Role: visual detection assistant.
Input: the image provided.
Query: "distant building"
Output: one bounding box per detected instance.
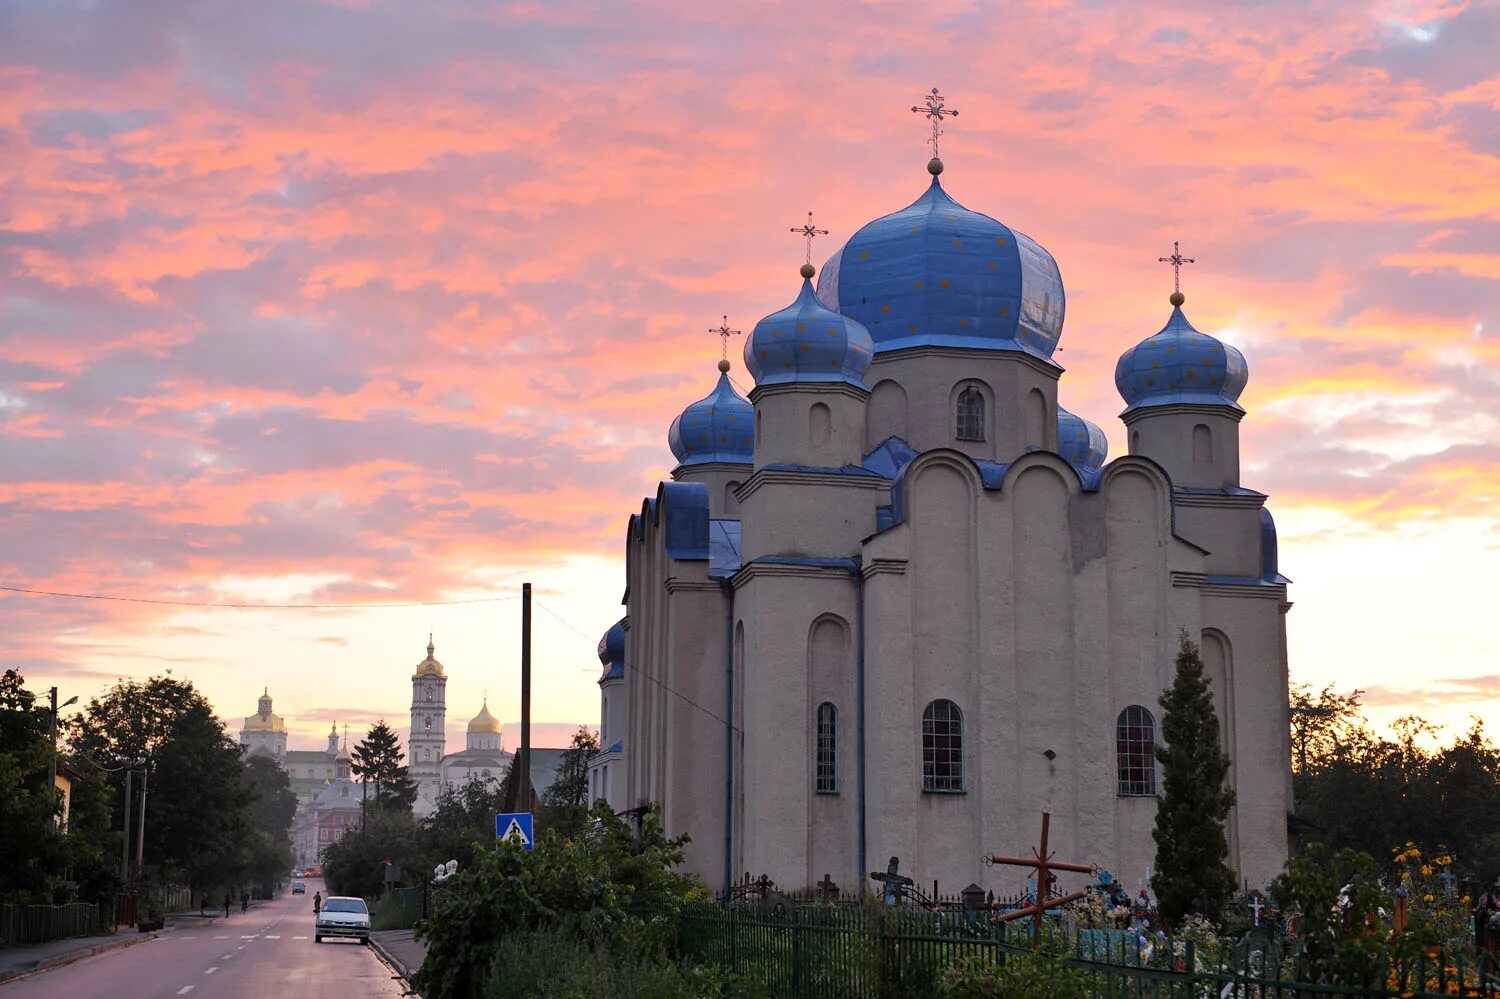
[408,637,447,812]
[240,690,287,760]
[304,736,361,862]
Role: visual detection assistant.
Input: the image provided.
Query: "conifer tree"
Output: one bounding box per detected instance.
[351,721,417,814]
[1150,632,1236,926]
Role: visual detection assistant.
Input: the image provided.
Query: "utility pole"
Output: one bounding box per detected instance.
[44,687,77,832]
[120,768,133,883]
[135,767,148,880]
[518,582,532,812]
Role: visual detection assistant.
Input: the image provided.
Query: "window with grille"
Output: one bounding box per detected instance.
[815,702,838,793]
[956,387,986,442]
[922,699,964,792]
[1117,706,1157,796]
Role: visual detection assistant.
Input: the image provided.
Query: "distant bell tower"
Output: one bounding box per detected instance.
[408,636,447,796]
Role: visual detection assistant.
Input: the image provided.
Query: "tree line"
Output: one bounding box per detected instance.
[0,669,296,907]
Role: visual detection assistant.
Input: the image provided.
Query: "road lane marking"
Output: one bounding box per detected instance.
[293,935,307,940]
[239,935,257,939]
[177,989,195,995]
[205,967,217,975]
[265,934,280,939]
[222,954,232,959]
[213,935,228,939]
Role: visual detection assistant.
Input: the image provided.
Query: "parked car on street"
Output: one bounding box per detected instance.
[314,896,370,944]
[291,881,306,895]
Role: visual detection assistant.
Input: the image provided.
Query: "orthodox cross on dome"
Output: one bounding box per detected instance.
[708,315,742,360]
[912,87,959,158]
[1158,240,1196,297]
[790,212,829,266]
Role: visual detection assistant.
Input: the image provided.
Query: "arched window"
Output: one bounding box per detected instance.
[1192,424,1213,463]
[955,388,986,442]
[1116,706,1156,796]
[424,716,432,732]
[425,686,433,701]
[810,402,832,444]
[815,702,838,793]
[922,699,964,792]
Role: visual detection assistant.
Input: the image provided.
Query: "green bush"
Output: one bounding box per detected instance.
[484,929,773,998]
[934,950,1093,998]
[414,803,709,999]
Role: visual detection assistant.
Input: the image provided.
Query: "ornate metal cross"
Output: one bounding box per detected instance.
[708,315,741,360]
[1248,894,1265,925]
[869,856,913,907]
[984,811,1098,946]
[911,87,959,158]
[817,873,839,900]
[790,211,829,265]
[1158,240,1196,294]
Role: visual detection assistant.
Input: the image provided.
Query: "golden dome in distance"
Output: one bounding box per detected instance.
[414,634,445,678]
[467,698,501,735]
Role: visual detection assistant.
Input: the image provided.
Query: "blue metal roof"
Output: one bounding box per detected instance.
[1115,303,1248,414]
[709,519,742,579]
[597,618,625,682]
[817,173,1064,361]
[1057,405,1108,471]
[745,276,873,387]
[667,368,753,467]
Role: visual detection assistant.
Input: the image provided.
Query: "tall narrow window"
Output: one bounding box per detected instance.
[955,388,986,442]
[922,699,964,791]
[815,702,838,793]
[1192,424,1213,463]
[1116,706,1156,796]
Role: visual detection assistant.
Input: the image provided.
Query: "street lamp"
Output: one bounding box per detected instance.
[46,687,78,832]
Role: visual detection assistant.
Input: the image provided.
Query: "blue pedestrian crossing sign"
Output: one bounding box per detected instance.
[495,812,534,850]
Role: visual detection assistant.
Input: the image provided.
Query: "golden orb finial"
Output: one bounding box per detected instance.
[1169,291,1185,307]
[800,263,816,279]
[928,157,944,176]
[717,358,731,373]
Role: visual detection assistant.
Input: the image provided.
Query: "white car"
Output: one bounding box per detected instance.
[314,896,371,944]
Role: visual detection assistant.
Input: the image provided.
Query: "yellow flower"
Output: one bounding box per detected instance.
[1463,895,1472,904]
[1423,893,1434,903]
[1421,865,1433,876]
[1436,856,1451,866]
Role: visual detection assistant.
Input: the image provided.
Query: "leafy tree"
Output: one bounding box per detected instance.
[423,774,507,869]
[241,754,295,891]
[69,674,253,889]
[1269,845,1389,989]
[0,669,68,901]
[415,803,705,999]
[1151,633,1236,927]
[322,809,421,899]
[540,727,600,838]
[352,720,417,815]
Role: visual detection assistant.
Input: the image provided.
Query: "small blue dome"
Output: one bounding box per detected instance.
[597,619,624,681]
[745,275,873,387]
[667,367,753,466]
[1057,406,1108,470]
[1114,302,1248,414]
[815,173,1064,360]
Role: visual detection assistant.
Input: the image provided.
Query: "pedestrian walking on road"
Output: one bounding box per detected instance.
[240,891,249,913]
[199,892,208,916]
[223,891,231,918]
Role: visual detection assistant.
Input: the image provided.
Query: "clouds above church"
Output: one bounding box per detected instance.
[2,0,1496,734]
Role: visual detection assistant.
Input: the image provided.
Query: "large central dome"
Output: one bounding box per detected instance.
[815,169,1064,361]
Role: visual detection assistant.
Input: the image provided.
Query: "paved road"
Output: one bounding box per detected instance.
[0,881,407,999]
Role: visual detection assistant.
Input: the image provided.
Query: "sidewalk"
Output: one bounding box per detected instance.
[0,927,157,986]
[369,928,426,990]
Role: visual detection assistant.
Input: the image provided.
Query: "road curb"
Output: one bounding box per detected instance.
[0,928,165,986]
[369,936,417,996]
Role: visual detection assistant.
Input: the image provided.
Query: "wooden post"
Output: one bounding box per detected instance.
[518,582,532,812]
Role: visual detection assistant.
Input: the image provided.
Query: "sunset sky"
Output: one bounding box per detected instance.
[2,0,1496,755]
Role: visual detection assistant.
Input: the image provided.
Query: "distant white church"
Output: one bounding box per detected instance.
[407,638,513,818]
[590,152,1293,897]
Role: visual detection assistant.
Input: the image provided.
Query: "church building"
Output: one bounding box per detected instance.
[593,145,1294,898]
[407,638,516,817]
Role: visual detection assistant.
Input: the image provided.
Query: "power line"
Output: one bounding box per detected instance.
[0,584,521,610]
[532,597,742,737]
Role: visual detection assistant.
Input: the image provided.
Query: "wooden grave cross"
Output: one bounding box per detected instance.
[983,811,1098,946]
[869,856,914,907]
[817,873,839,900]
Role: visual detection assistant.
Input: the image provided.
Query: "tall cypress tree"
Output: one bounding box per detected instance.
[351,721,417,814]
[1151,632,1236,926]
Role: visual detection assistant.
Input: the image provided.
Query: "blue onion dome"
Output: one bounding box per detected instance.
[597,619,624,681]
[744,266,874,387]
[667,360,754,465]
[1114,293,1249,414]
[1057,405,1108,470]
[814,163,1064,360]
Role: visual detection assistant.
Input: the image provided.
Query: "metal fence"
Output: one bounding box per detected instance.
[678,903,1497,998]
[0,902,103,948]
